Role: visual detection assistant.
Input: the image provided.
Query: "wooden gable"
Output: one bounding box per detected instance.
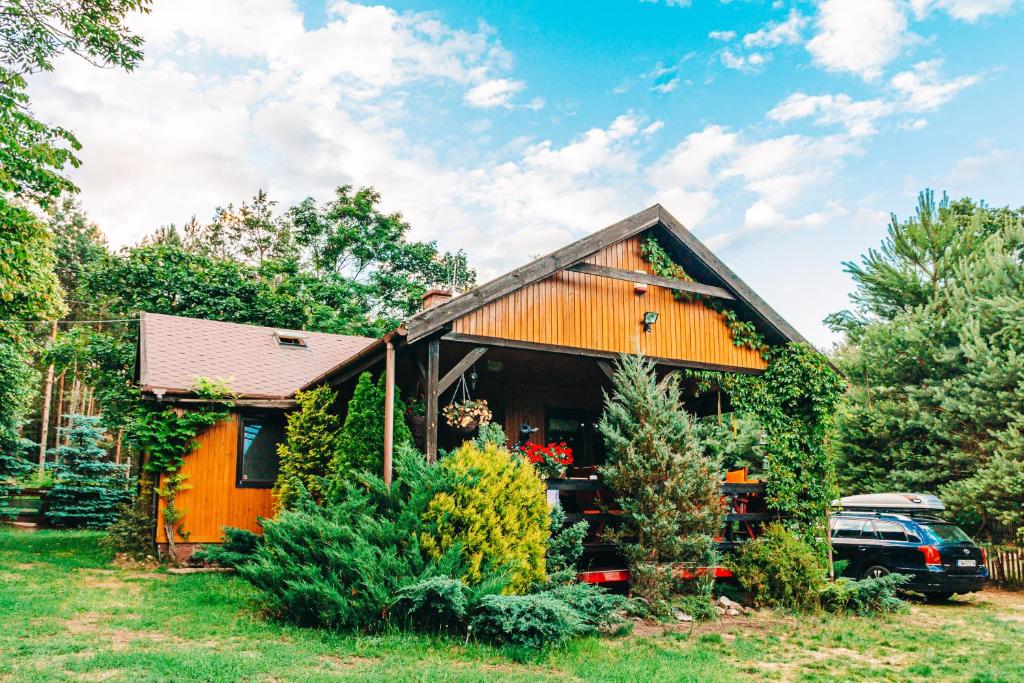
[451,234,767,372]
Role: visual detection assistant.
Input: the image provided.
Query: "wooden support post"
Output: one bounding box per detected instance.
[425,338,440,463]
[596,360,615,382]
[37,320,57,473]
[383,340,396,488]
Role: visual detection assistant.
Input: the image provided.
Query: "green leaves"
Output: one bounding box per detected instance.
[831,195,1024,539]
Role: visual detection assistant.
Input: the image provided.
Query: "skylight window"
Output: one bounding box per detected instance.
[274,331,307,348]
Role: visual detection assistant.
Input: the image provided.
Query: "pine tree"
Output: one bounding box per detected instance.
[45,415,131,529]
[274,385,343,511]
[831,195,1024,540]
[330,372,412,490]
[598,355,725,607]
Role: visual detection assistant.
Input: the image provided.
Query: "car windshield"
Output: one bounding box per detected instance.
[924,523,972,543]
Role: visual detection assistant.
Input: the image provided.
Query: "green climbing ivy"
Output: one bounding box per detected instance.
[641,235,767,353]
[687,344,846,537]
[640,237,846,538]
[131,378,234,557]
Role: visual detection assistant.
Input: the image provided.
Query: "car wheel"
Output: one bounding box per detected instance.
[924,592,955,603]
[862,564,890,579]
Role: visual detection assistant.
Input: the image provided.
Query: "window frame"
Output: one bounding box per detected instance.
[235,411,285,489]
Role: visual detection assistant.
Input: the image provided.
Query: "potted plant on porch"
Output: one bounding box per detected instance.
[443,398,492,435]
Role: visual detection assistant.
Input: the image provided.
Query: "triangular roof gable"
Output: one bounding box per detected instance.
[405,204,809,347]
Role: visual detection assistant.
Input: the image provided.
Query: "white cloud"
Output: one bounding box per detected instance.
[806,0,911,80]
[944,146,1021,185]
[721,49,769,72]
[707,200,846,250]
[910,0,1015,22]
[464,78,526,108]
[768,92,895,137]
[708,30,737,41]
[742,10,807,48]
[890,60,981,112]
[650,125,737,189]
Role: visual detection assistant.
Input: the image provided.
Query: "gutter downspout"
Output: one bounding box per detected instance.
[383,339,396,488]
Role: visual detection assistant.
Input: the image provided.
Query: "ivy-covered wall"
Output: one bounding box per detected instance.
[641,234,846,534]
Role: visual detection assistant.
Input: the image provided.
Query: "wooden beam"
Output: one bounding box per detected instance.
[596,360,616,382]
[438,346,489,394]
[568,262,735,300]
[425,338,440,463]
[383,340,395,488]
[441,332,765,376]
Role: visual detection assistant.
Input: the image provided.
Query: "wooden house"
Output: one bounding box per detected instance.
[137,204,809,557]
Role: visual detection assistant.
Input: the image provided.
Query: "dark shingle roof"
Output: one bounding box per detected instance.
[138,312,374,399]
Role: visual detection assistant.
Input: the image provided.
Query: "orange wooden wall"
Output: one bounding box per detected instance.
[452,235,767,371]
[156,413,274,544]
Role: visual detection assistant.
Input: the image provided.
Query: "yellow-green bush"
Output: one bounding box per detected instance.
[420,442,548,594]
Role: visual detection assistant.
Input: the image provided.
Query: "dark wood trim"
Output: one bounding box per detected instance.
[568,262,735,300]
[595,360,615,382]
[442,332,765,375]
[425,338,440,463]
[143,396,296,409]
[404,206,662,342]
[329,348,386,386]
[438,346,489,394]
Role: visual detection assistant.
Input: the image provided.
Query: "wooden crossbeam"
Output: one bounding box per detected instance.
[567,262,735,300]
[438,346,489,394]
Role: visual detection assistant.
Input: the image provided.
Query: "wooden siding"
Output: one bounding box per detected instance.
[452,235,767,370]
[156,413,274,544]
[502,383,604,445]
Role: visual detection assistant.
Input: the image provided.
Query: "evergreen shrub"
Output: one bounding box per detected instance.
[104,475,154,558]
[239,445,466,631]
[194,526,262,568]
[470,593,582,649]
[420,441,549,594]
[274,385,342,510]
[331,372,412,491]
[728,523,825,611]
[598,354,725,611]
[819,573,910,615]
[546,506,588,582]
[391,576,471,632]
[45,415,131,529]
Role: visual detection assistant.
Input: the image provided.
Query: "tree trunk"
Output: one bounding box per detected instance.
[37,321,58,473]
[54,371,65,457]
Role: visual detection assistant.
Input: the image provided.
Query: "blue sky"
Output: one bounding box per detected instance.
[30,0,1023,345]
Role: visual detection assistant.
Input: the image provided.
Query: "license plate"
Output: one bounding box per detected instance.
[957,559,977,567]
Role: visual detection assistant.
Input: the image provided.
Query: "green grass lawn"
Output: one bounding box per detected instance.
[2,529,1023,682]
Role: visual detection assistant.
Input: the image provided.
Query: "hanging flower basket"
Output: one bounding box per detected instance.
[443,399,492,434]
[516,441,574,479]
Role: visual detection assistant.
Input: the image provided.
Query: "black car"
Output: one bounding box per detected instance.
[829,512,989,600]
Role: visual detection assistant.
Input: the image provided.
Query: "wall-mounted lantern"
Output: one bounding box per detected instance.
[643,311,659,333]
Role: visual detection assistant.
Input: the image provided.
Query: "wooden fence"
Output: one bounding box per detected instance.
[985,547,1024,587]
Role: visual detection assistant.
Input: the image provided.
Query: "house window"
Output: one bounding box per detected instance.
[237,414,285,487]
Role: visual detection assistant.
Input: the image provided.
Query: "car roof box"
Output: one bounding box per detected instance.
[833,492,945,513]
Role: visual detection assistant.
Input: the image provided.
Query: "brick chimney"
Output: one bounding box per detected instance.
[422,288,453,310]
